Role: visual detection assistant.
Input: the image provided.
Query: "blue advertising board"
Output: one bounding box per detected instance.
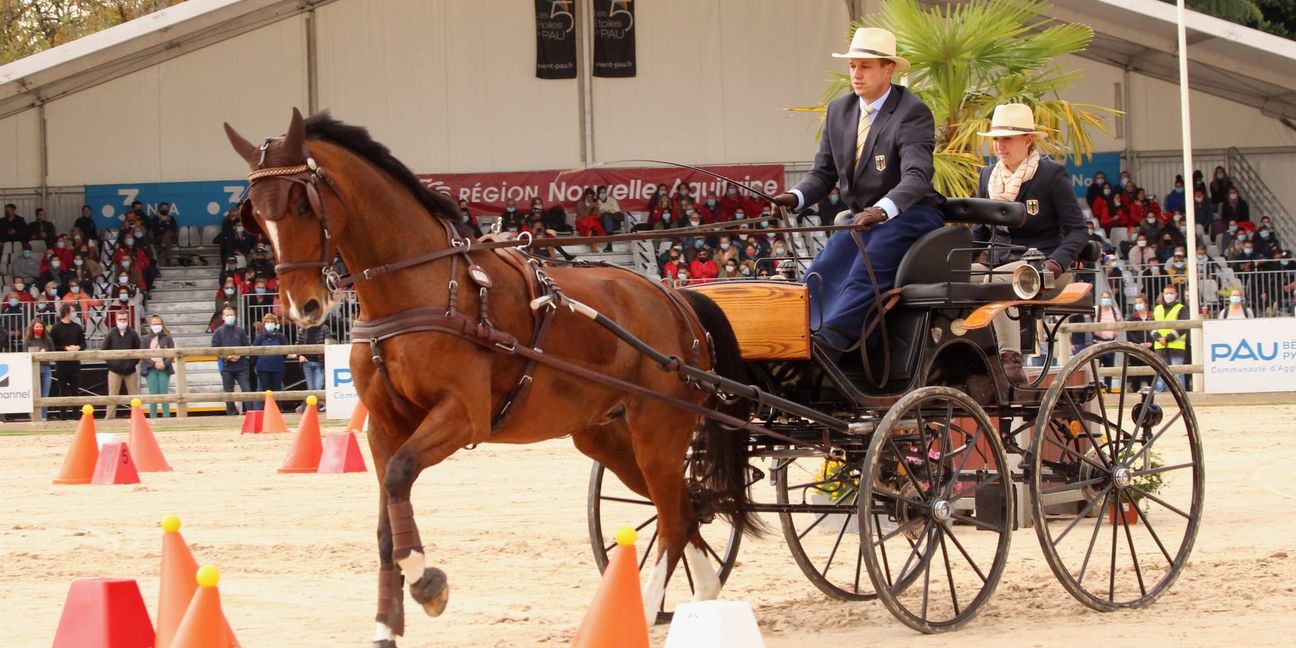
[84,180,248,229]
[1059,151,1121,199]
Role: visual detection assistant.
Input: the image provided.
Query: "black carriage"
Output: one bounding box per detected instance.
[587,198,1204,633]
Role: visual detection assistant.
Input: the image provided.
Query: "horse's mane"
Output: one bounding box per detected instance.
[303,112,465,230]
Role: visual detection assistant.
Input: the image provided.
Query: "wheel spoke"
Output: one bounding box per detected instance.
[1065,388,1114,468]
[1128,485,1193,520]
[888,436,932,498]
[871,486,929,510]
[890,519,931,586]
[821,493,857,578]
[1109,489,1119,603]
[938,527,961,617]
[942,523,988,583]
[604,515,658,554]
[1116,351,1129,434]
[1053,484,1113,546]
[921,525,934,621]
[1043,434,1109,473]
[1131,497,1177,565]
[638,528,660,571]
[1129,462,1195,479]
[1039,475,1107,497]
[874,515,926,546]
[1091,358,1119,466]
[1118,492,1148,597]
[1076,488,1113,587]
[949,513,1001,533]
[1120,410,1184,466]
[600,495,653,506]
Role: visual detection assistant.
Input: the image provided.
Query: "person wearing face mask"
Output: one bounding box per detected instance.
[9,244,39,285]
[1253,227,1276,258]
[1218,187,1250,224]
[689,247,720,284]
[152,202,179,266]
[212,306,252,415]
[49,303,85,421]
[139,314,176,418]
[672,266,692,288]
[9,277,32,303]
[60,279,103,324]
[1207,166,1234,207]
[1216,289,1253,320]
[1,290,24,317]
[1127,235,1155,269]
[101,310,142,419]
[721,261,739,279]
[24,319,54,421]
[252,313,290,409]
[1122,294,1155,391]
[36,255,71,294]
[69,254,94,288]
[595,185,625,236]
[1085,171,1110,210]
[573,188,608,246]
[211,279,240,333]
[1136,208,1163,243]
[496,199,525,232]
[74,205,99,242]
[715,236,739,266]
[1163,175,1186,215]
[1092,184,1130,232]
[1152,286,1188,391]
[660,246,686,282]
[245,279,282,326]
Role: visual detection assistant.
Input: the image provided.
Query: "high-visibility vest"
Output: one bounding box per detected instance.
[1153,302,1186,350]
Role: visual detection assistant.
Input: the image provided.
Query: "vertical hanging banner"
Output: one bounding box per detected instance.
[535,0,578,79]
[593,0,636,77]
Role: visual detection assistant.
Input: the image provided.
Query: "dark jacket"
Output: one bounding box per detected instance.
[253,330,289,373]
[211,323,251,371]
[49,320,86,370]
[792,84,942,214]
[102,327,143,375]
[302,324,330,363]
[140,332,176,376]
[973,159,1088,268]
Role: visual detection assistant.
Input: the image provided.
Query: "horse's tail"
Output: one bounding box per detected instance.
[677,289,766,538]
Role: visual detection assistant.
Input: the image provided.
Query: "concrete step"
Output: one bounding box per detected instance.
[147,301,221,317]
[155,265,223,281]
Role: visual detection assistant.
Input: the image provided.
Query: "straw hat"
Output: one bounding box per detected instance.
[832,28,910,72]
[978,103,1046,138]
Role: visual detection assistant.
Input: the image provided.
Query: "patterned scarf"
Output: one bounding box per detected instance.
[988,151,1041,203]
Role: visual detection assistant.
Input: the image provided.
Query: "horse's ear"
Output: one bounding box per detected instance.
[224,122,257,164]
[284,107,305,157]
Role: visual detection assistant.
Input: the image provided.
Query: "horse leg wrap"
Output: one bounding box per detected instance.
[409,566,450,618]
[388,501,423,563]
[375,564,405,637]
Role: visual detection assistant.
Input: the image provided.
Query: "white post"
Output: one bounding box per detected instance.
[1176,0,1202,392]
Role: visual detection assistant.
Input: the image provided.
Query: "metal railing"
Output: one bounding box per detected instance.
[236,291,357,344]
[29,343,328,417]
[1105,258,1295,318]
[1226,147,1294,246]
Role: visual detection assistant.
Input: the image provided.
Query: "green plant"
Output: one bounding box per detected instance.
[790,0,1117,198]
[1126,447,1166,504]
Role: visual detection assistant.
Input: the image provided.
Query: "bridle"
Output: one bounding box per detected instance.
[242,137,347,291]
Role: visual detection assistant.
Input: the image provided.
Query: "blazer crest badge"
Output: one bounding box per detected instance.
[1026,199,1040,216]
[874,154,886,172]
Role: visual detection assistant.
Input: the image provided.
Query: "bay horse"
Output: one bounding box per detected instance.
[223,109,757,646]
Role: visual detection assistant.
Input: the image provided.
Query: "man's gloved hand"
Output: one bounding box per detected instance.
[771,193,798,209]
[1044,258,1065,277]
[852,207,888,228]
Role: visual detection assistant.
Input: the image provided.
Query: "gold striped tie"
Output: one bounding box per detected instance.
[854,104,874,167]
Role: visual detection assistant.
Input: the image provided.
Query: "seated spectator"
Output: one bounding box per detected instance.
[111,269,140,302]
[697,192,723,224]
[36,255,71,294]
[1164,247,1188,286]
[70,233,100,274]
[152,203,179,265]
[1218,289,1253,319]
[28,208,55,249]
[689,247,719,284]
[1164,175,1186,215]
[573,190,607,244]
[210,276,239,332]
[60,280,102,323]
[542,205,571,234]
[1208,165,1234,207]
[595,186,625,234]
[716,236,740,266]
[1193,187,1217,236]
[106,283,138,326]
[69,253,95,290]
[497,199,525,233]
[10,276,32,303]
[1085,220,1112,254]
[1154,233,1177,264]
[1140,258,1167,298]
[1219,187,1249,223]
[73,205,99,242]
[1,204,28,249]
[1136,212,1162,243]
[455,199,483,238]
[9,246,39,285]
[736,259,756,278]
[244,276,282,325]
[1127,234,1155,268]
[1134,188,1164,224]
[671,266,691,288]
[660,245,685,279]
[1094,191,1130,232]
[650,208,678,231]
[1085,171,1110,210]
[248,246,276,278]
[720,259,739,279]
[1255,224,1278,257]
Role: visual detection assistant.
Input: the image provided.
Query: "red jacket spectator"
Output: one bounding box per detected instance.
[1095,198,1135,232]
[688,253,720,284]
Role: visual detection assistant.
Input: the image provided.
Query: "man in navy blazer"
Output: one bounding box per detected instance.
[774,27,944,352]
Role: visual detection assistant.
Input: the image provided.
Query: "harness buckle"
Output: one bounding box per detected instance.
[516,231,533,248]
[323,268,342,293]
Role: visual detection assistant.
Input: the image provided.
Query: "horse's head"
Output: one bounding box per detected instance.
[224,108,338,327]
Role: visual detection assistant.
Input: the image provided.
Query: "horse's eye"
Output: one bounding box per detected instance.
[297,198,311,216]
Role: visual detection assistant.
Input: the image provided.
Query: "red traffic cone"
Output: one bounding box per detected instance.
[239,410,263,434]
[91,441,141,485]
[318,431,367,473]
[572,527,649,648]
[279,396,323,473]
[171,566,236,648]
[54,404,100,484]
[52,578,154,648]
[128,399,172,471]
[261,390,288,434]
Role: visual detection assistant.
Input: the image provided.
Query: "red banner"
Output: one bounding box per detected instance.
[417,164,784,214]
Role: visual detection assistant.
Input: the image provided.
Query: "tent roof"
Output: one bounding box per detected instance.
[0,0,330,120]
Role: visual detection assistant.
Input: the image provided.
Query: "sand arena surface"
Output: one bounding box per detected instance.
[2,405,1295,647]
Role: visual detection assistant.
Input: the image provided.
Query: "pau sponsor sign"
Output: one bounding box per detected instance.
[1203,318,1296,393]
[324,344,360,420]
[0,353,35,414]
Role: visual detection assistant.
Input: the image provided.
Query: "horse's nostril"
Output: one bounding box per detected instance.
[302,299,321,318]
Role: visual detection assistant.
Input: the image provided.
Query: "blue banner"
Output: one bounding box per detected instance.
[84,180,248,229]
[1059,151,1121,199]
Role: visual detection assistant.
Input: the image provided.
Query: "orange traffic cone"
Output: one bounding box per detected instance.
[279,396,323,473]
[261,391,288,434]
[346,401,368,435]
[171,566,235,648]
[128,399,172,472]
[54,404,100,485]
[156,516,239,648]
[572,527,649,648]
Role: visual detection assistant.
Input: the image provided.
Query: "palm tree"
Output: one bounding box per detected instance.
[793,0,1116,198]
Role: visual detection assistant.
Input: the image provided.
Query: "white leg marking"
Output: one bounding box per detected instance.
[642,552,670,626]
[374,622,394,641]
[397,550,426,579]
[683,542,722,601]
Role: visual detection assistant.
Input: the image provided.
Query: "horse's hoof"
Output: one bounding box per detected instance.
[373,641,397,648]
[409,567,449,617]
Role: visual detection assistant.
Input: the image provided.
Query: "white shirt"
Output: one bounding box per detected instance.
[792,87,899,219]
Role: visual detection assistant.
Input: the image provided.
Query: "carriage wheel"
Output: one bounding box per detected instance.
[775,453,883,601]
[860,386,1013,633]
[1029,340,1204,611]
[587,459,741,624]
